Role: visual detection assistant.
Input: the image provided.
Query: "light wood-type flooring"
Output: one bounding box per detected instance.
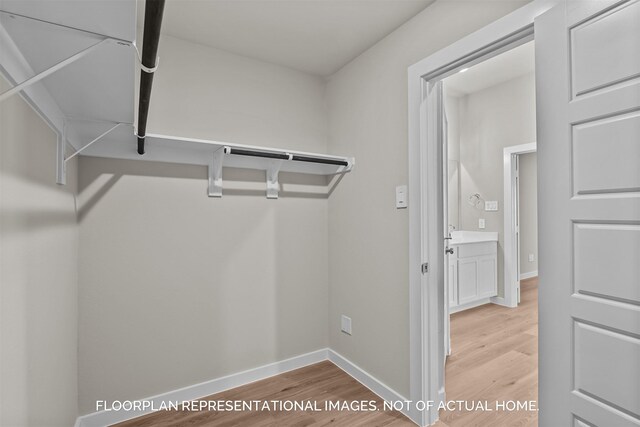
[114,360,412,426]
[116,278,537,426]
[436,277,538,427]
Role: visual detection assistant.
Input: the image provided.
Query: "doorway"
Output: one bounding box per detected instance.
[436,41,539,426]
[504,143,537,309]
[406,3,553,425]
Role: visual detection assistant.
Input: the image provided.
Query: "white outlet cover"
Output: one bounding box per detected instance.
[341,315,352,335]
[529,253,535,262]
[479,218,486,229]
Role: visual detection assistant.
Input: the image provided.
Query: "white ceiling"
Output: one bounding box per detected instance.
[445,41,535,96]
[137,0,434,77]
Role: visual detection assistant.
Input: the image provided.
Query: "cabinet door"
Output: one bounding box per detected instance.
[477,256,497,297]
[457,258,478,304]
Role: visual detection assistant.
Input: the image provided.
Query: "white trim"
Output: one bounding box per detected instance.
[449,297,492,314]
[489,296,510,307]
[408,1,557,425]
[327,350,417,425]
[75,349,328,427]
[503,142,537,309]
[75,348,418,427]
[520,270,538,281]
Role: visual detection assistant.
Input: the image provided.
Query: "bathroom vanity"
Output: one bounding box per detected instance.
[447,231,498,313]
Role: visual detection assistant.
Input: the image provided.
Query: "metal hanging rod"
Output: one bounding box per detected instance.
[224,147,349,167]
[136,0,165,155]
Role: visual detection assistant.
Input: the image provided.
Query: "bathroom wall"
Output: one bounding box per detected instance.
[445,92,461,231]
[457,72,536,297]
[0,78,79,426]
[519,152,538,276]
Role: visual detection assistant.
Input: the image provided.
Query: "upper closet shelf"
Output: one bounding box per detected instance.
[82,127,355,199]
[0,0,354,199]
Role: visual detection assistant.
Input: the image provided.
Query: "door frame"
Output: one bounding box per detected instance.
[503,143,537,308]
[407,1,556,425]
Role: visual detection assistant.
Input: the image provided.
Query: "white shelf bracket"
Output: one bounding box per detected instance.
[208,146,227,197]
[266,157,287,199]
[0,37,112,103]
[56,122,67,185]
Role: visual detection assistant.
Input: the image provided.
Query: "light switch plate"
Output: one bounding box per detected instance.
[396,185,407,209]
[341,315,352,335]
[479,218,486,229]
[485,201,498,211]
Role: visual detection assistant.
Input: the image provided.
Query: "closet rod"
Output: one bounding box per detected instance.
[225,147,349,167]
[136,0,165,155]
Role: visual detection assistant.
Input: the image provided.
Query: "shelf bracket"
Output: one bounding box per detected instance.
[56,122,67,185]
[266,158,285,199]
[208,147,226,197]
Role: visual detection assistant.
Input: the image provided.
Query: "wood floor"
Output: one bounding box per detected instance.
[437,277,538,427]
[116,278,537,427]
[114,360,413,426]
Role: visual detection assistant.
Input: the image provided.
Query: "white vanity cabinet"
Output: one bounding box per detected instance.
[448,232,498,313]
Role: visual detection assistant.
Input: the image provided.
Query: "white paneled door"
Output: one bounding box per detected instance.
[536,0,640,425]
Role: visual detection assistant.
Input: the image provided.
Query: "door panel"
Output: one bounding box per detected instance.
[574,322,640,417]
[477,257,497,297]
[536,1,640,425]
[573,111,640,195]
[457,259,477,304]
[574,224,640,303]
[570,0,640,97]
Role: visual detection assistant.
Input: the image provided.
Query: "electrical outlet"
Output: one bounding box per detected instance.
[341,315,352,335]
[529,253,535,262]
[478,218,486,229]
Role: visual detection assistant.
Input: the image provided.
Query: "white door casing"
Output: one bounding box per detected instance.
[503,143,536,308]
[442,85,452,359]
[408,2,557,425]
[536,1,640,425]
[424,79,447,413]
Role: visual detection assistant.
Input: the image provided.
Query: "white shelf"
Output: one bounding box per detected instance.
[0,1,354,198]
[82,126,354,198]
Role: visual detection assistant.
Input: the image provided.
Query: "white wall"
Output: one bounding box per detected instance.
[519,152,538,275]
[326,0,529,397]
[0,79,79,426]
[446,93,461,230]
[77,35,330,414]
[457,72,536,297]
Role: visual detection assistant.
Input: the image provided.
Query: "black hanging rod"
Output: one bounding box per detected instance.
[136,0,166,155]
[225,147,349,167]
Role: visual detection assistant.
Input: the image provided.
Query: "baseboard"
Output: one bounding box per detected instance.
[75,347,420,427]
[75,348,329,427]
[520,270,538,280]
[450,297,492,313]
[490,295,511,307]
[327,350,418,425]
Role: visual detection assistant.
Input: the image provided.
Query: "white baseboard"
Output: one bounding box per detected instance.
[327,349,417,424]
[75,348,420,427]
[520,270,538,280]
[490,295,508,306]
[75,348,328,427]
[450,297,492,313]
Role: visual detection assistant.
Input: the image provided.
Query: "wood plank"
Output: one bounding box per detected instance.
[114,280,537,426]
[440,279,538,426]
[113,360,414,427]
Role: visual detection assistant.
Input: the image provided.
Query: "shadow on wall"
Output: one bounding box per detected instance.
[77,157,347,221]
[76,155,331,413]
